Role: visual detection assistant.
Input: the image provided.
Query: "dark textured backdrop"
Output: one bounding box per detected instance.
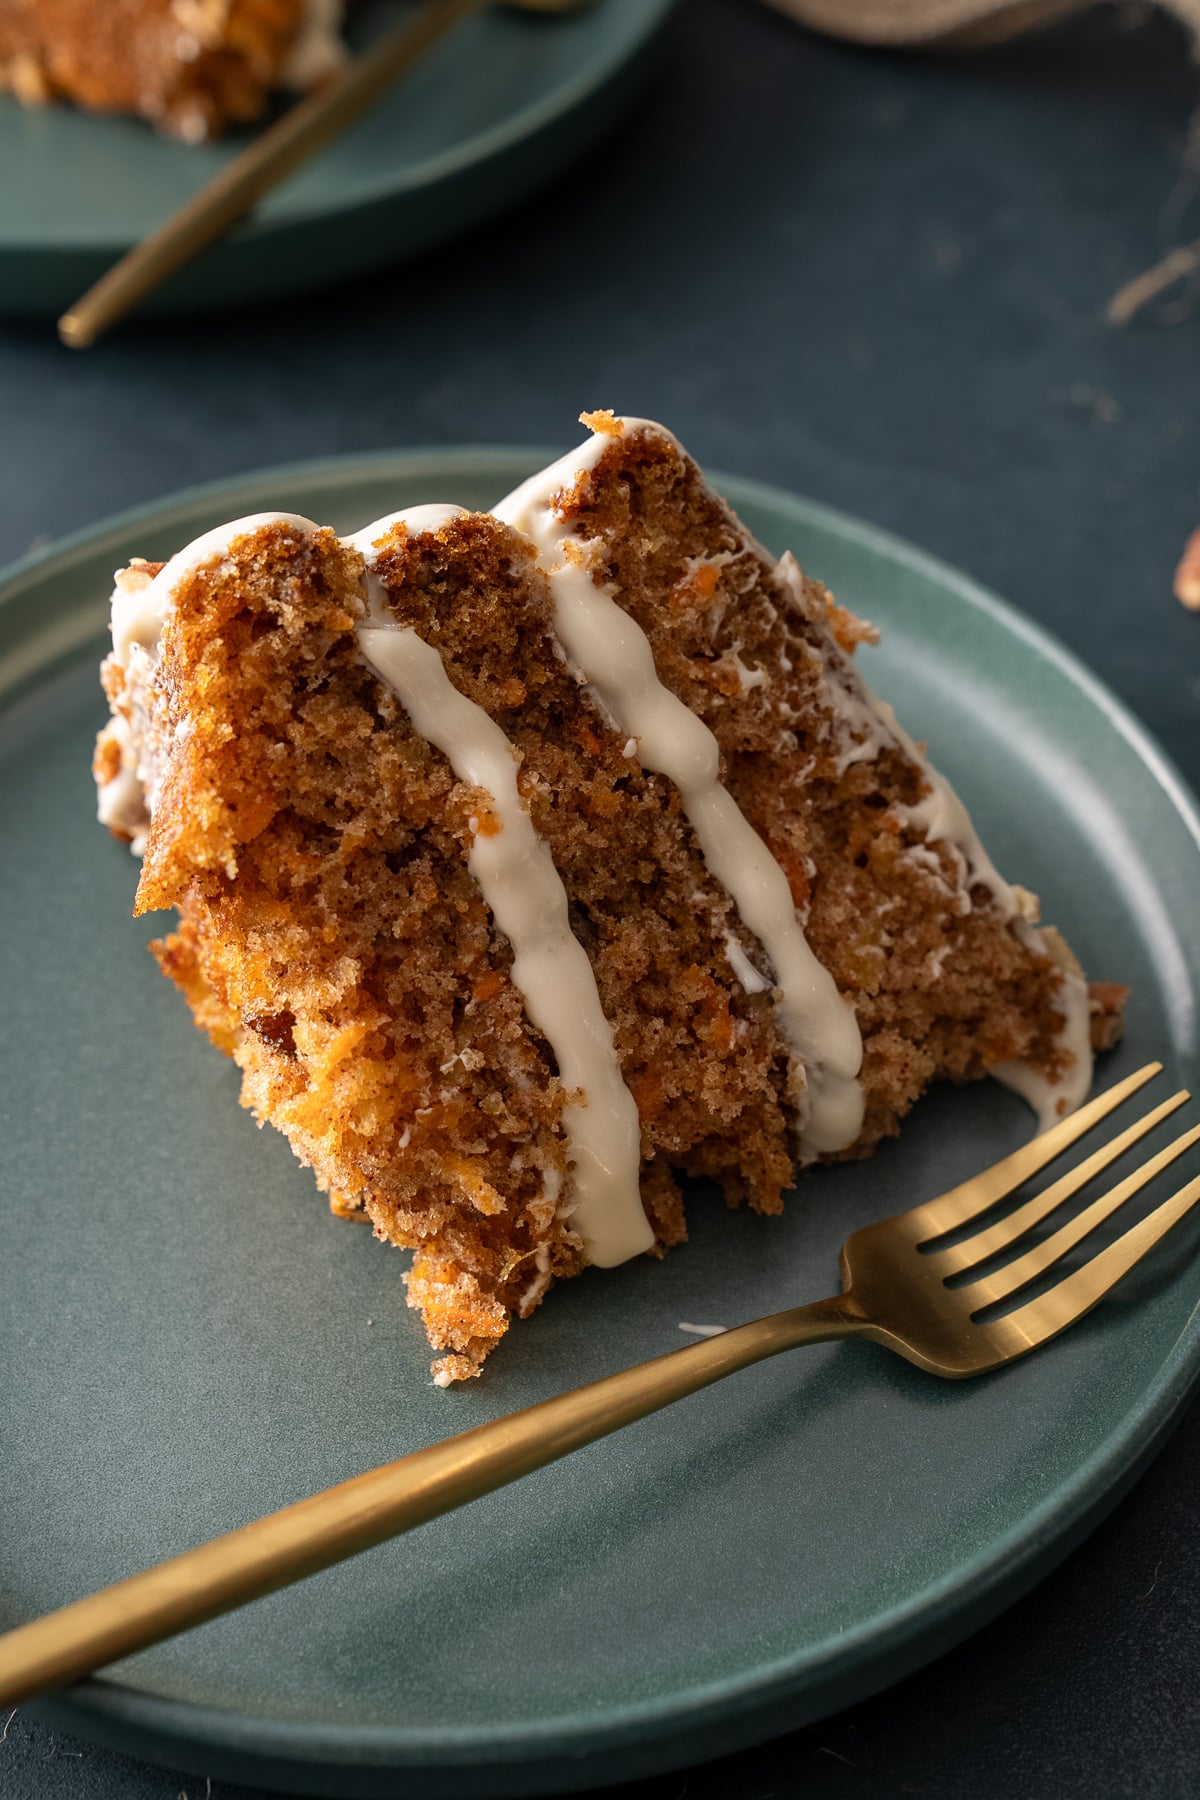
[3,1,1199,1794]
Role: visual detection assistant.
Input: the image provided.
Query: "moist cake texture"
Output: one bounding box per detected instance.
[94,412,1126,1382]
[0,0,343,140]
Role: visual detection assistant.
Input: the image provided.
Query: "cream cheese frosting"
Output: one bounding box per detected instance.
[100,439,1096,1287]
[348,509,652,1267]
[103,514,322,869]
[109,511,320,668]
[280,0,345,88]
[496,413,1092,1135]
[775,547,1092,1117]
[105,505,653,1269]
[95,711,151,854]
[496,421,866,1156]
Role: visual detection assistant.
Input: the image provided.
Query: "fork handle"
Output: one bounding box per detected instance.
[0,1296,861,1707]
[58,0,490,347]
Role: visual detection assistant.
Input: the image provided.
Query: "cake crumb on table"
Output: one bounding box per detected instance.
[1174,527,1200,610]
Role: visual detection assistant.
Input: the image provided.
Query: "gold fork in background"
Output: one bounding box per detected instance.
[58,0,582,349]
[0,1060,1197,1708]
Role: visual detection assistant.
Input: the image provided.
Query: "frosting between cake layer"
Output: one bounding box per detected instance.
[105,506,654,1270]
[775,554,1093,1120]
[100,456,1096,1298]
[496,420,867,1156]
[110,511,321,667]
[776,554,1019,921]
[104,514,322,854]
[993,923,1093,1128]
[349,510,653,1268]
[497,414,1093,1134]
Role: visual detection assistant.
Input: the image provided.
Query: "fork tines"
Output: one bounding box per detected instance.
[918,1062,1200,1337]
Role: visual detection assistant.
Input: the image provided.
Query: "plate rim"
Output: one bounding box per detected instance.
[7,447,1200,1789]
[0,0,677,254]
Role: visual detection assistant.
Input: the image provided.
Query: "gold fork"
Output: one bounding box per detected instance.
[1,1060,1197,1708]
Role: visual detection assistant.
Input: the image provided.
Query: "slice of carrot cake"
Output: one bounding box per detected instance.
[0,0,343,141]
[93,413,1125,1382]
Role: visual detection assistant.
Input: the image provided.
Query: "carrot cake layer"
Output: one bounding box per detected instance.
[94,413,1126,1381]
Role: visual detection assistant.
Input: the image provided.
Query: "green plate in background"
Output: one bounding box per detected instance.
[1,450,1199,1797]
[0,1,674,317]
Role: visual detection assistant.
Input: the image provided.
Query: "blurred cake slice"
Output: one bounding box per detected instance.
[93,414,1124,1382]
[0,0,344,141]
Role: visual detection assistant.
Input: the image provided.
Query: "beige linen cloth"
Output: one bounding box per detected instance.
[763,0,1200,46]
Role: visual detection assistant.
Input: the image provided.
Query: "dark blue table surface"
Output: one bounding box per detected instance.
[2,2,1199,1795]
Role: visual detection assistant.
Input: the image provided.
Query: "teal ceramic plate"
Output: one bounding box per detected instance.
[0,0,674,318]
[2,452,1200,1798]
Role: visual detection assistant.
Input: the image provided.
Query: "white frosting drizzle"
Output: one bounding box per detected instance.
[95,712,151,853]
[993,974,1092,1128]
[774,549,1093,1123]
[98,446,1096,1288]
[110,512,319,668]
[993,923,1093,1127]
[838,686,1092,1125]
[496,419,865,1155]
[875,696,1017,919]
[350,511,652,1269]
[343,503,469,558]
[106,515,320,861]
